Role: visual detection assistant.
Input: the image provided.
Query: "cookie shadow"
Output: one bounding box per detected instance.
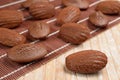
[63,65,101,76]
[63,65,75,75]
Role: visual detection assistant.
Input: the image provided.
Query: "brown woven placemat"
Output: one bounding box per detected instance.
[0,0,120,80]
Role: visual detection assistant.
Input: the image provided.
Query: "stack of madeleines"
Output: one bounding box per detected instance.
[0,0,120,74]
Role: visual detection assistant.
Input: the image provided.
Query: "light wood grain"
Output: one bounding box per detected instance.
[15,0,120,80]
[17,22,120,80]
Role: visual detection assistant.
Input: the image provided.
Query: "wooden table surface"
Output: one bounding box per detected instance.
[18,23,120,80]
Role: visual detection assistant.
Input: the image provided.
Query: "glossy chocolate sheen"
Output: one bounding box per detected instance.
[0,10,24,28]
[89,11,109,28]
[62,0,89,10]
[59,23,90,44]
[7,44,48,63]
[28,21,50,41]
[96,1,120,15]
[57,6,81,25]
[66,50,108,74]
[0,28,26,47]
[29,2,55,19]
[22,0,49,8]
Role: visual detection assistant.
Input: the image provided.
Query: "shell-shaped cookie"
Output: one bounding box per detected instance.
[0,28,26,46]
[62,0,89,10]
[0,10,24,28]
[89,11,108,28]
[66,50,108,73]
[59,23,90,44]
[29,2,55,19]
[22,0,49,8]
[96,1,120,15]
[57,6,81,25]
[7,44,47,63]
[28,21,50,41]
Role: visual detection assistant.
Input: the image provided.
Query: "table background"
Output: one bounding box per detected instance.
[18,23,120,80]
